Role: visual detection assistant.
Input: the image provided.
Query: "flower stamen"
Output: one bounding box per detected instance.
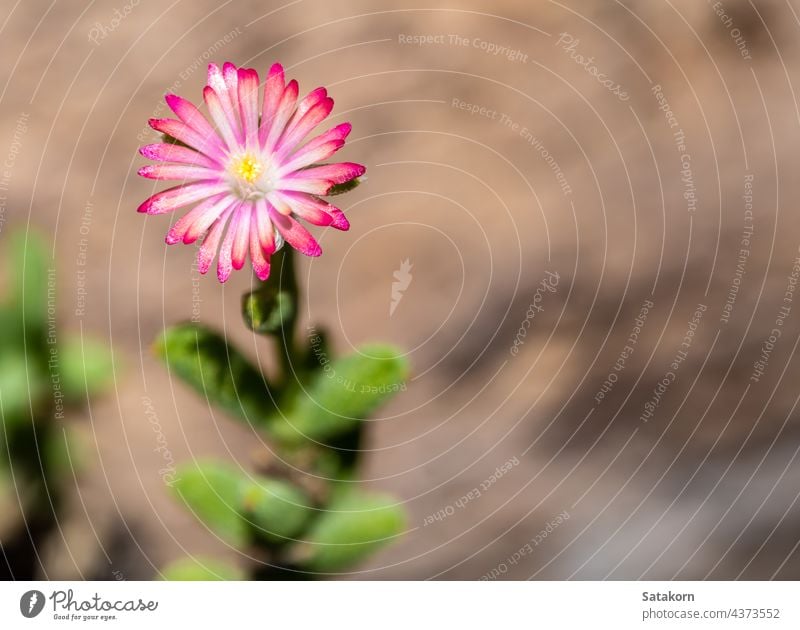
[231,155,263,183]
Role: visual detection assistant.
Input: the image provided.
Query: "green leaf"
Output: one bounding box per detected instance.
[242,247,298,339]
[242,288,294,335]
[44,426,85,477]
[292,490,405,571]
[326,177,362,196]
[59,336,114,402]
[271,344,409,445]
[171,462,249,547]
[0,349,45,426]
[10,230,51,350]
[154,323,275,425]
[0,308,21,351]
[172,462,318,549]
[160,557,245,581]
[240,477,314,543]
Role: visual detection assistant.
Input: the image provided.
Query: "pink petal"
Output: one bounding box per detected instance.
[259,63,286,146]
[203,86,240,152]
[328,208,350,230]
[139,143,219,168]
[288,162,365,184]
[254,198,277,254]
[197,204,235,275]
[275,140,344,175]
[237,68,260,151]
[138,164,219,181]
[275,96,334,158]
[262,80,298,153]
[137,181,227,215]
[164,94,222,152]
[279,87,326,139]
[272,190,348,230]
[165,193,234,245]
[207,62,242,144]
[298,122,352,151]
[249,211,271,281]
[149,118,226,161]
[276,178,333,195]
[231,203,252,271]
[276,123,352,175]
[273,191,334,226]
[207,63,226,95]
[223,62,241,118]
[267,191,292,216]
[268,204,322,257]
[297,87,327,116]
[217,203,246,282]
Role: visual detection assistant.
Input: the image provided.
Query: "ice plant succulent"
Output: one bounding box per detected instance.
[138,62,365,282]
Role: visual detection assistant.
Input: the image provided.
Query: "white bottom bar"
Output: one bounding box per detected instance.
[0,581,796,628]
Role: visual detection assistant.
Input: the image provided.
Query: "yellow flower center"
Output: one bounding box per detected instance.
[231,155,263,184]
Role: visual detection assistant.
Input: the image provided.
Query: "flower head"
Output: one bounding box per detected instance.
[138,62,365,282]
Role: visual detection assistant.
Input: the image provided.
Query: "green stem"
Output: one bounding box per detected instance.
[272,247,300,385]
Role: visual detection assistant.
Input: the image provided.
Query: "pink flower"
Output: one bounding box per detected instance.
[138,62,364,283]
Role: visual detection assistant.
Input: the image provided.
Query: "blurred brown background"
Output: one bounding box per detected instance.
[2,0,800,579]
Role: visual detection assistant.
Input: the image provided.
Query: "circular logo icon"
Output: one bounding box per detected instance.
[20,590,45,618]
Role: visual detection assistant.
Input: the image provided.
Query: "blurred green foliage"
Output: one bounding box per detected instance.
[156,248,408,579]
[293,489,406,572]
[154,324,275,424]
[0,229,114,579]
[273,344,409,446]
[160,556,245,581]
